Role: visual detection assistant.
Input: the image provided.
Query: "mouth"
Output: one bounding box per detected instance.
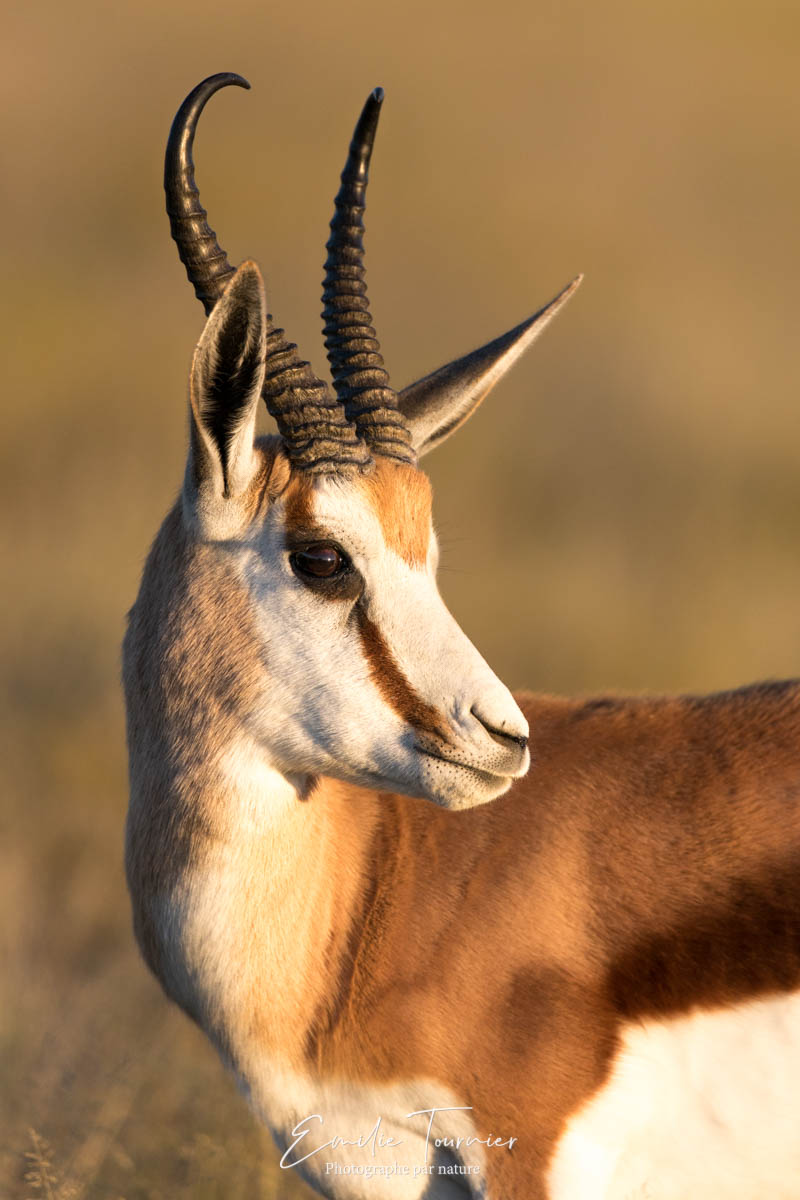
[414,742,519,809]
[414,742,516,784]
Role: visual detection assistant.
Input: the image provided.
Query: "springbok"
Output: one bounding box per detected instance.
[124,73,800,1199]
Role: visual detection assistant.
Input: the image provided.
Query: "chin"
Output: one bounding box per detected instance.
[417,757,514,811]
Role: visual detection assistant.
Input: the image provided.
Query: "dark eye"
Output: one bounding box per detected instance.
[290,543,347,580]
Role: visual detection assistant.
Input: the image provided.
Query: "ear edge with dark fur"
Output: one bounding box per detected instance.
[189,260,267,497]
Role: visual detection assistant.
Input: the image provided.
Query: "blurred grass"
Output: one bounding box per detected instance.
[2,0,800,1194]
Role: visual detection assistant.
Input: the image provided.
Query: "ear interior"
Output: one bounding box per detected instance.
[189,260,267,498]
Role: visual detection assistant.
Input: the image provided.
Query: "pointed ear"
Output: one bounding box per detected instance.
[188,260,267,498]
[398,275,582,457]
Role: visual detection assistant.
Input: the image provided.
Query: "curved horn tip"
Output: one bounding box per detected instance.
[166,72,250,161]
[173,74,251,121]
[195,71,250,93]
[352,88,384,150]
[165,72,252,315]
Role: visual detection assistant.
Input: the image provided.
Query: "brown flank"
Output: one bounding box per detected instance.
[295,685,800,1196]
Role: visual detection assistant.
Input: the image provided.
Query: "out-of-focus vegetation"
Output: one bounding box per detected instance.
[2,0,800,1194]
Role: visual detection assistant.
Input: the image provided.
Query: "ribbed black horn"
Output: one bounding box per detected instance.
[322,88,415,465]
[165,73,248,313]
[165,74,370,474]
[260,320,371,473]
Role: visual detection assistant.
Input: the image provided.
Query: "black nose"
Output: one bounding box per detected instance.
[471,708,528,752]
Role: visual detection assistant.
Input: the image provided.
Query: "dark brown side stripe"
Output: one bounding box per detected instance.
[355,605,448,739]
[608,854,800,1019]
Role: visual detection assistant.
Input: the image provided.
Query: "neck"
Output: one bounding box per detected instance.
[121,507,391,1065]
[126,728,382,1066]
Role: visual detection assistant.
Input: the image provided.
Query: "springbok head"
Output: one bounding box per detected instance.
[164,74,581,809]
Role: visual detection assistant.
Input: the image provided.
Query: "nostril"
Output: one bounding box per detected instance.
[470,706,529,752]
[499,729,529,752]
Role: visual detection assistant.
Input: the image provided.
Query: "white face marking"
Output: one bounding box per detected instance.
[547,991,800,1200]
[235,469,529,809]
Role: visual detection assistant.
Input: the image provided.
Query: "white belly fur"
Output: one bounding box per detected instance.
[547,989,800,1200]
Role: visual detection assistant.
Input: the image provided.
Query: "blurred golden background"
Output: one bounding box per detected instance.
[2,0,799,1195]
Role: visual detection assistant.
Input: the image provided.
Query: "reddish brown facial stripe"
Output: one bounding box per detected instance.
[355,606,448,738]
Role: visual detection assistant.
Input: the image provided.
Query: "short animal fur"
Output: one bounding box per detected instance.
[124,74,800,1199]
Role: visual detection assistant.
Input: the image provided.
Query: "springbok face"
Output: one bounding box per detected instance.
[186,262,529,806]
[167,75,581,809]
